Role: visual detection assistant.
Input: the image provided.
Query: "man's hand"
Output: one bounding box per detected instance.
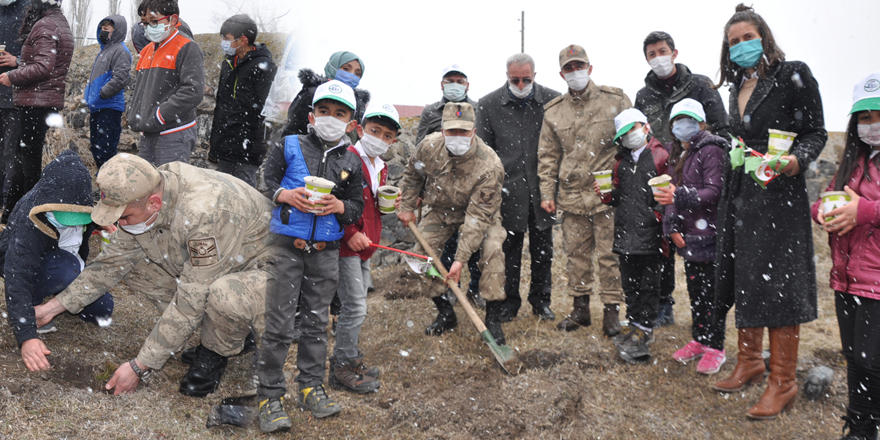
[398,211,416,226]
[315,193,344,216]
[34,298,66,328]
[670,232,686,248]
[655,184,676,205]
[541,200,556,214]
[0,73,11,87]
[21,339,51,371]
[346,232,371,252]
[447,261,463,284]
[106,359,145,395]
[779,155,801,177]
[277,187,313,213]
[97,224,118,234]
[824,186,860,236]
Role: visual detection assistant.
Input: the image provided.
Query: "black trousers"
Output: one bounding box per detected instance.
[619,254,662,329]
[502,203,553,314]
[685,261,725,350]
[440,231,481,294]
[836,291,880,417]
[0,108,20,209]
[659,250,676,306]
[3,106,54,222]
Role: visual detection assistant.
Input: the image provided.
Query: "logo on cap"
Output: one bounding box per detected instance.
[569,48,577,54]
[456,110,462,117]
[383,104,394,112]
[328,84,342,94]
[865,79,880,93]
[100,191,106,200]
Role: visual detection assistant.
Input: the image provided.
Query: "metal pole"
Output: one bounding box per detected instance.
[521,11,525,53]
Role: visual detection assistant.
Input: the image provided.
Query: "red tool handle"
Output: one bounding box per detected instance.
[369,243,429,260]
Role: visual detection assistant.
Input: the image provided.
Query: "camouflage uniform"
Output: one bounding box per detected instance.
[538,67,631,305]
[399,128,506,302]
[55,160,273,370]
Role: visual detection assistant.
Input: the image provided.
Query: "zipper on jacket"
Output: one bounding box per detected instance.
[310,144,344,241]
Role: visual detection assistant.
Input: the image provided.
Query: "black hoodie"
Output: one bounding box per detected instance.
[0,151,95,346]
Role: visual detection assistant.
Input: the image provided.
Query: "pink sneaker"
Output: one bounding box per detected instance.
[673,340,706,363]
[696,347,726,375]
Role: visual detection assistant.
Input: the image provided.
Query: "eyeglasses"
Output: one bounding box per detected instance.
[138,14,172,29]
[508,78,533,86]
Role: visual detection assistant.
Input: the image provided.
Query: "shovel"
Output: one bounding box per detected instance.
[405,221,516,373]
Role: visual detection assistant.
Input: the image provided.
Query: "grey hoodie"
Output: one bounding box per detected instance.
[84,14,131,112]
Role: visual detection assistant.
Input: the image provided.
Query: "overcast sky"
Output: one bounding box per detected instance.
[88,0,877,131]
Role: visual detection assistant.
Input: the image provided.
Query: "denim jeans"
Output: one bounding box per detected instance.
[333,256,370,362]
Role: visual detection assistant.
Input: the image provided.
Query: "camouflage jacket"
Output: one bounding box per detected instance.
[537,80,632,216]
[399,133,504,262]
[55,163,274,370]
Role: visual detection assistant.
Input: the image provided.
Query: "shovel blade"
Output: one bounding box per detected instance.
[480,329,516,373]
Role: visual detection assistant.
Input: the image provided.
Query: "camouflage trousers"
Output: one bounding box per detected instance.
[562,210,624,304]
[124,259,267,358]
[412,211,506,301]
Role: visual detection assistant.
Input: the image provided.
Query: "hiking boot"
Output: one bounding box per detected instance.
[36,321,58,334]
[352,352,380,379]
[532,305,556,321]
[602,303,622,337]
[557,295,591,332]
[697,347,727,375]
[714,327,765,392]
[425,296,457,336]
[613,326,653,364]
[297,384,341,418]
[181,330,256,365]
[179,345,228,397]
[467,287,486,309]
[654,302,675,328]
[258,397,291,433]
[840,408,879,440]
[673,340,706,363]
[329,359,380,394]
[484,300,506,345]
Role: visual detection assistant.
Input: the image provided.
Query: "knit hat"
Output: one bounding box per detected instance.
[92,153,162,226]
[324,51,364,80]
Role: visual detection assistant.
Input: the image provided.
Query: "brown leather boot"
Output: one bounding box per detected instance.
[602,304,622,337]
[747,325,799,420]
[713,327,765,392]
[557,295,590,332]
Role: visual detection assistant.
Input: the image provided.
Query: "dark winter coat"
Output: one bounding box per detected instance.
[715,60,827,329]
[0,151,95,346]
[415,96,478,145]
[635,64,730,144]
[84,15,131,113]
[0,0,28,109]
[281,68,370,137]
[811,152,880,301]
[339,143,387,260]
[603,137,669,256]
[662,131,727,262]
[208,43,277,165]
[130,18,193,55]
[476,82,561,232]
[6,8,73,108]
[262,130,365,228]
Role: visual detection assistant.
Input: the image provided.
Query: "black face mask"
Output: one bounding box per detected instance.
[99,30,110,45]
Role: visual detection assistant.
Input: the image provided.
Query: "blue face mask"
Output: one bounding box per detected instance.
[220,39,236,56]
[443,83,467,102]
[335,69,361,89]
[671,118,701,143]
[729,38,764,69]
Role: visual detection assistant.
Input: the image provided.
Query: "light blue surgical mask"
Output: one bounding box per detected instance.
[335,69,360,89]
[672,118,701,143]
[443,83,467,102]
[220,39,236,56]
[45,212,69,230]
[144,22,170,43]
[729,38,764,69]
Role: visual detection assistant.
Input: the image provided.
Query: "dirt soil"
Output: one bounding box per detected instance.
[0,223,848,439]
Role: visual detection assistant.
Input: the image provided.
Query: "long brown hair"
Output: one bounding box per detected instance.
[834,114,879,191]
[716,3,786,88]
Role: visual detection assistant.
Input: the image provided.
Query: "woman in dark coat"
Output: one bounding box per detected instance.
[710,4,827,420]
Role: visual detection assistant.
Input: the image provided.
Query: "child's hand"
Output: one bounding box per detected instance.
[592,181,602,196]
[347,232,371,252]
[670,232,686,248]
[316,193,345,216]
[277,187,313,213]
[824,186,860,236]
[654,184,676,205]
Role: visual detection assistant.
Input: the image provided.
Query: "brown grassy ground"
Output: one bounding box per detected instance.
[0,222,847,439]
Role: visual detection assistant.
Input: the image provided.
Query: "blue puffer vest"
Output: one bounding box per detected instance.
[270,136,344,241]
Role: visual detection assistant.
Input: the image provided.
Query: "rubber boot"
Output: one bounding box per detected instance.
[425,296,457,336]
[557,295,591,332]
[713,327,765,392]
[840,408,880,440]
[603,303,623,337]
[484,300,506,345]
[747,325,800,420]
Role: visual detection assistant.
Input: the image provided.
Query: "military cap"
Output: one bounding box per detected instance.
[559,44,590,69]
[441,102,476,131]
[92,153,162,225]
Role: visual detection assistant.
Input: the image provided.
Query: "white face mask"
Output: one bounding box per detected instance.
[144,22,171,43]
[359,134,391,158]
[508,82,533,99]
[857,121,880,147]
[0,0,17,6]
[445,135,473,156]
[45,212,69,230]
[563,69,590,91]
[312,115,350,142]
[442,83,467,102]
[622,127,648,150]
[120,211,158,235]
[648,55,675,78]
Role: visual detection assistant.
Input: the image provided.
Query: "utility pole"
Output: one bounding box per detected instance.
[520,11,525,53]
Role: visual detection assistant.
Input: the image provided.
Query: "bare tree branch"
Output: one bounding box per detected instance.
[108,0,121,17]
[66,0,93,48]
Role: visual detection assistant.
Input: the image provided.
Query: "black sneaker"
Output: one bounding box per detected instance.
[297,384,341,418]
[258,397,291,433]
[613,326,653,364]
[179,345,228,397]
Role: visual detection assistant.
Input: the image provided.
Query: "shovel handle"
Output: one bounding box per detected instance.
[406,221,487,334]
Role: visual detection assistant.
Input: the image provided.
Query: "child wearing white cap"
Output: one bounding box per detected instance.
[810,71,880,439]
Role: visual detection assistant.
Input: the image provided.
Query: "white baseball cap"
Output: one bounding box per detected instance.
[670,98,706,122]
[362,102,401,129]
[613,108,648,144]
[312,79,356,111]
[442,64,468,79]
[850,71,880,115]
